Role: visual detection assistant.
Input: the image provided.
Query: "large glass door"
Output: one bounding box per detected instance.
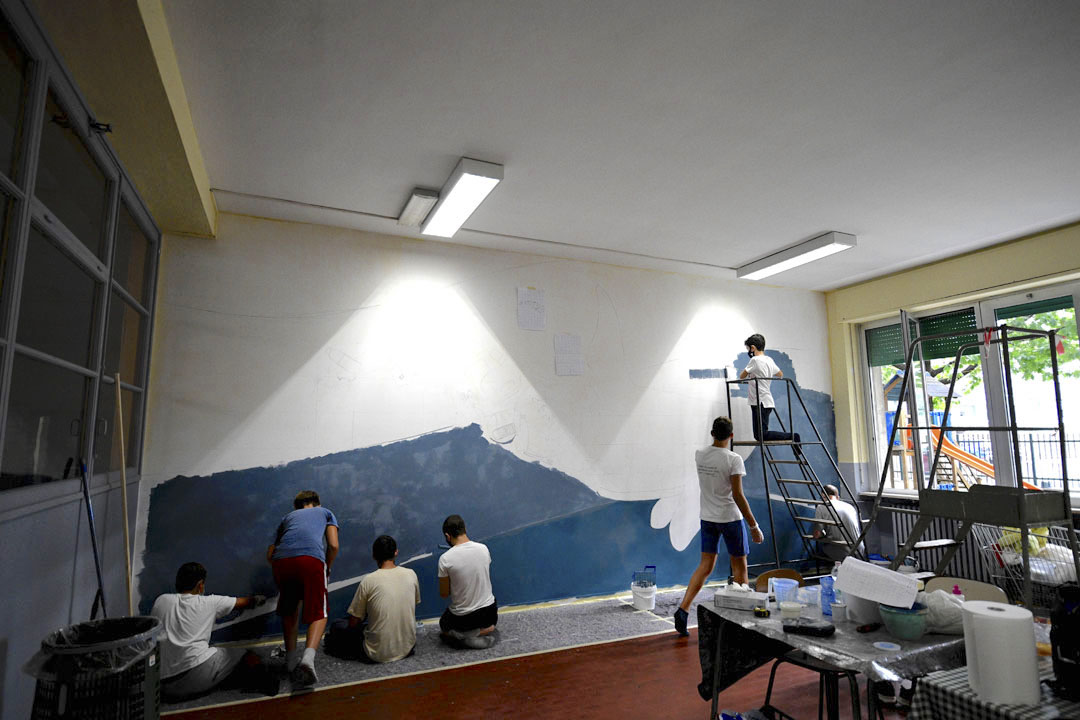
[978,284,1080,495]
[865,307,993,492]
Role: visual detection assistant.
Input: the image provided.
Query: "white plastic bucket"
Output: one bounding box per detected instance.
[845,592,882,625]
[631,583,657,611]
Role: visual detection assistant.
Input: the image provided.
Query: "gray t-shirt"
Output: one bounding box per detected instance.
[695,445,747,523]
[814,498,863,551]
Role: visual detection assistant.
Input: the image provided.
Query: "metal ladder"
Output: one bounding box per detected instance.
[726,377,866,572]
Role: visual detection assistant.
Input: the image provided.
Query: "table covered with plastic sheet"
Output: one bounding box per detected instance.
[697,603,966,715]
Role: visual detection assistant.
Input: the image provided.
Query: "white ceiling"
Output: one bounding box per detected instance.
[162,0,1080,290]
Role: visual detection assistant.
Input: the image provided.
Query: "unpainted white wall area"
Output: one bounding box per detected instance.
[136,212,831,588]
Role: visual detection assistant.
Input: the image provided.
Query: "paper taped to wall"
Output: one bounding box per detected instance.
[554,333,583,376]
[517,286,545,330]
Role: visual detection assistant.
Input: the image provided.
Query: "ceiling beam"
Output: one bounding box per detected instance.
[32,0,216,237]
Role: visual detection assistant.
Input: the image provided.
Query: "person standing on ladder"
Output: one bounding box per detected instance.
[741,333,802,457]
[674,416,764,637]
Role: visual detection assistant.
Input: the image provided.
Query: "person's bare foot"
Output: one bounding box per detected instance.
[476,625,496,636]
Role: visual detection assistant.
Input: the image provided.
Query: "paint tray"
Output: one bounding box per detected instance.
[632,565,656,587]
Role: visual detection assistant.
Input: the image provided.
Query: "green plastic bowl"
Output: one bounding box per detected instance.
[879,602,928,641]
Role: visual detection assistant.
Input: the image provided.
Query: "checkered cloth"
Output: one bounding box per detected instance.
[909,663,1080,720]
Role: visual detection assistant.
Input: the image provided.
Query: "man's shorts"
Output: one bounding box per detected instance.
[701,519,749,557]
[439,600,499,634]
[272,555,327,624]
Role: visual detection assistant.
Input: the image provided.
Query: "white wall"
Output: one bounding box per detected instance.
[136,212,832,592]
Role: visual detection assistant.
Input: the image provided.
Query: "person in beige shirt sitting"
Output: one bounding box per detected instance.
[326,535,420,663]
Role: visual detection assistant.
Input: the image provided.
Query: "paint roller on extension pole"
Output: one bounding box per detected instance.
[115,373,133,616]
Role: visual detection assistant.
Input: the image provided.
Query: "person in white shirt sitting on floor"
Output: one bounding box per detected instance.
[326,534,421,663]
[812,484,864,561]
[151,562,277,701]
[438,514,498,649]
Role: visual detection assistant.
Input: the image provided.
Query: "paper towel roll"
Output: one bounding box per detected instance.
[962,600,1040,705]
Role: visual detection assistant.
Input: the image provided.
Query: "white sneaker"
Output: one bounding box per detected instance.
[292,658,317,687]
[286,648,304,673]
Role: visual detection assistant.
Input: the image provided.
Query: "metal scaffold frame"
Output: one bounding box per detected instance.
[855,322,1080,610]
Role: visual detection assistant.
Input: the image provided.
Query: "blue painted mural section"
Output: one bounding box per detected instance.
[140,424,608,615]
[142,361,836,641]
[727,350,838,563]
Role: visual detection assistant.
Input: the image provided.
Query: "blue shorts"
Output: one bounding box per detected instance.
[701,519,749,557]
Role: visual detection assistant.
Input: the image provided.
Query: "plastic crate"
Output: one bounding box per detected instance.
[632,565,656,587]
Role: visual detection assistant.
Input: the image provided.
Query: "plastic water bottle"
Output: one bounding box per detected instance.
[831,561,843,605]
[821,576,834,616]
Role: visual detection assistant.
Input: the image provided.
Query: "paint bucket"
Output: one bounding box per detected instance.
[631,583,657,611]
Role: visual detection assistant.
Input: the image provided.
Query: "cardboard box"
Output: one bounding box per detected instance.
[714,587,768,611]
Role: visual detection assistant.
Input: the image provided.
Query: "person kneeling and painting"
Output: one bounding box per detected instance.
[326,534,420,663]
[151,562,277,701]
[438,514,498,649]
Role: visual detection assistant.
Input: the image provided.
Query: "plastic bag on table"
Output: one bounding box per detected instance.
[918,589,964,635]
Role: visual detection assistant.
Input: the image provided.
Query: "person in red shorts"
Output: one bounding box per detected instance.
[266,490,339,686]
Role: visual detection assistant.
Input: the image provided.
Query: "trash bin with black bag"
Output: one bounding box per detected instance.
[24,616,162,720]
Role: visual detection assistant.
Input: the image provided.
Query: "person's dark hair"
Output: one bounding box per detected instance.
[711,416,734,441]
[443,514,467,538]
[745,333,766,353]
[372,535,397,565]
[175,562,207,593]
[293,490,321,509]
[824,484,839,498]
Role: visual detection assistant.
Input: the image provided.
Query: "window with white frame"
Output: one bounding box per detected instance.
[862,285,1080,499]
[0,4,159,493]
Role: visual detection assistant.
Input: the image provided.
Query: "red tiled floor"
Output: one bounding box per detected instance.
[168,629,905,719]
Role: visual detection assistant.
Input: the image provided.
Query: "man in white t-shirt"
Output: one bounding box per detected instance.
[674,417,765,636]
[151,562,276,701]
[325,535,420,662]
[740,333,801,455]
[437,514,498,649]
[813,484,864,561]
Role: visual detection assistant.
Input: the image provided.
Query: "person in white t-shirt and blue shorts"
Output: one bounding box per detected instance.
[674,416,764,637]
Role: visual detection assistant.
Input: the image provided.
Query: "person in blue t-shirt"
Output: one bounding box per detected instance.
[266,490,339,687]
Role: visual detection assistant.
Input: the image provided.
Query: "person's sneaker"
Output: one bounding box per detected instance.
[462,633,497,649]
[874,680,897,707]
[291,658,317,687]
[897,680,917,708]
[285,648,303,673]
[674,607,689,637]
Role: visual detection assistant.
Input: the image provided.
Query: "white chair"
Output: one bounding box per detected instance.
[924,577,1008,603]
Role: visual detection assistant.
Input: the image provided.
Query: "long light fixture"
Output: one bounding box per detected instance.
[420,157,503,238]
[397,188,439,227]
[737,231,857,281]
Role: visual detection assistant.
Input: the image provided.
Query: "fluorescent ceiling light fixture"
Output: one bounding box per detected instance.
[737,231,857,281]
[420,157,503,238]
[397,188,439,227]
